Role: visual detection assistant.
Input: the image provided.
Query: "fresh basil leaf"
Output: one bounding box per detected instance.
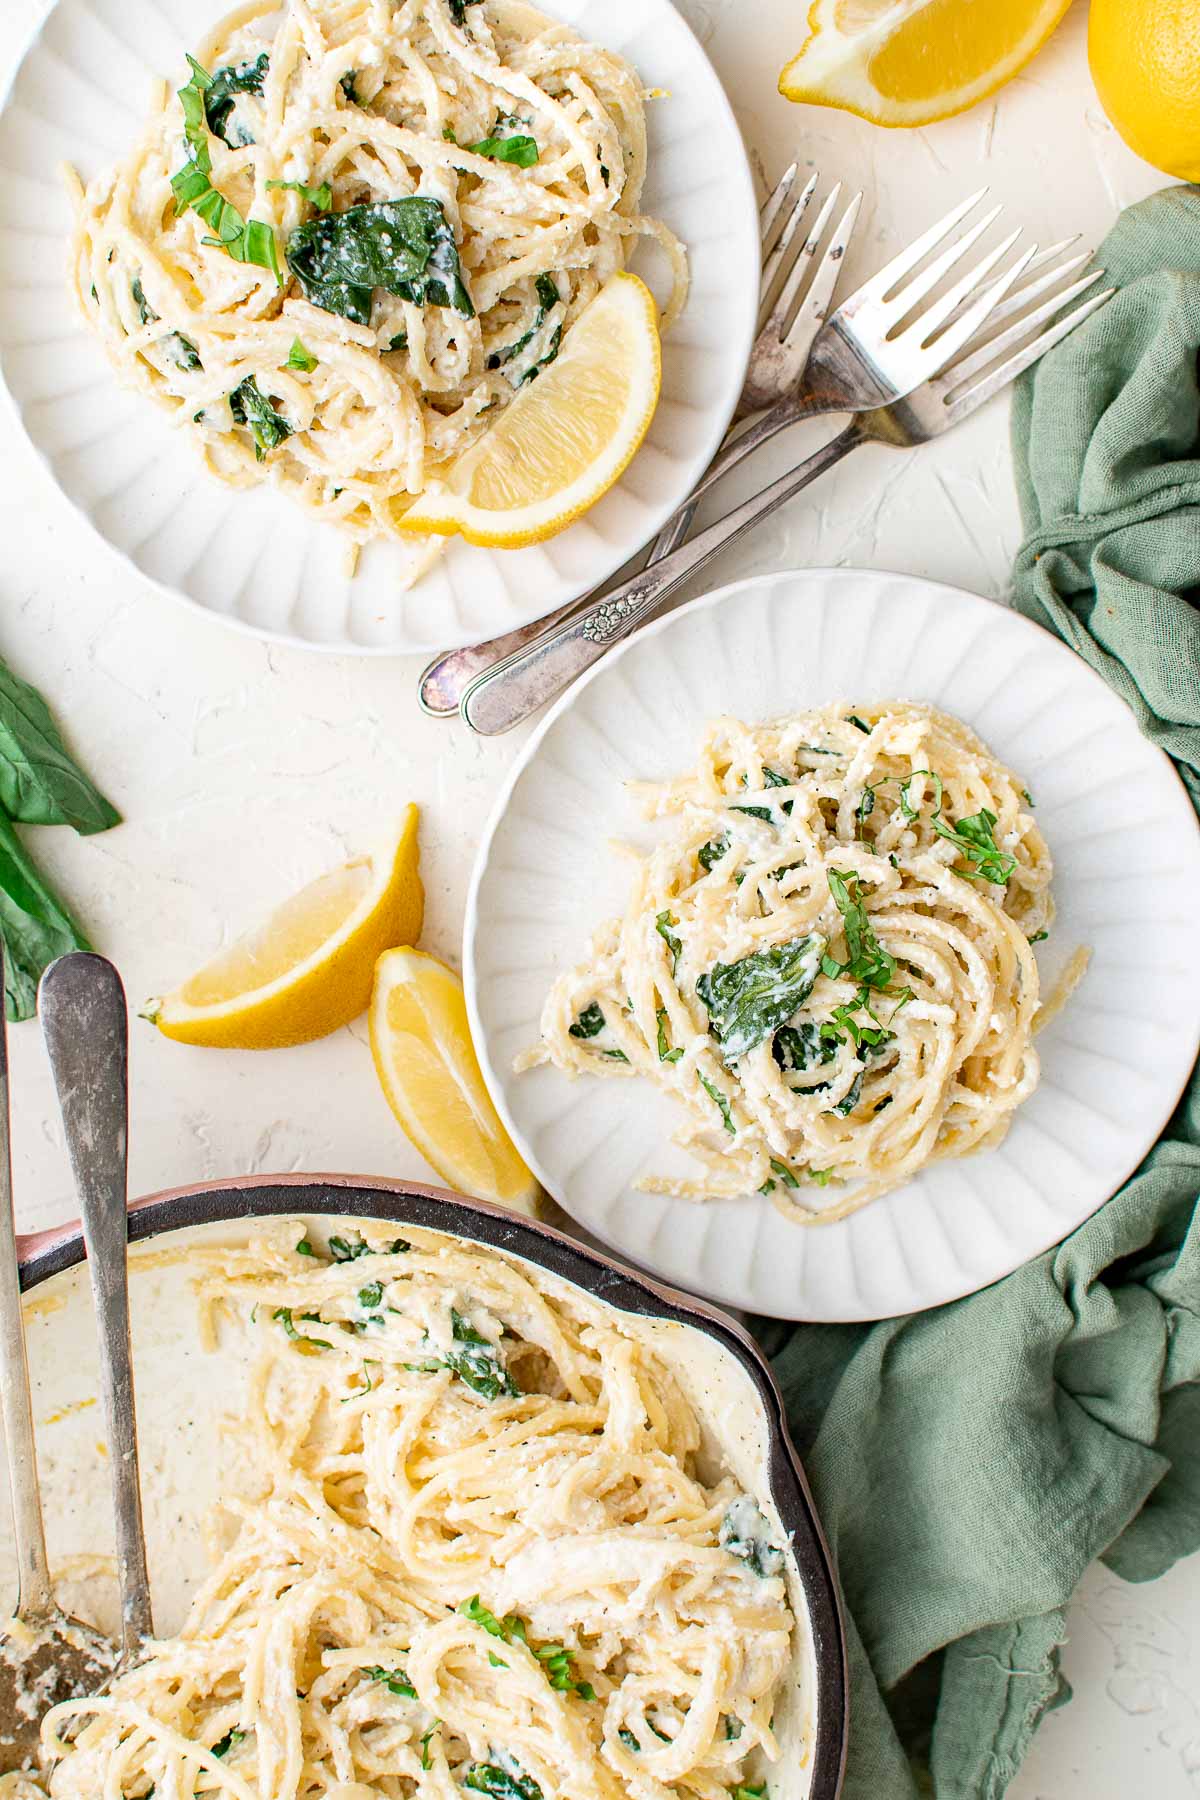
[847,714,871,734]
[132,277,202,370]
[697,835,728,872]
[131,276,156,325]
[272,1306,331,1350]
[0,657,120,834]
[732,765,794,823]
[656,1007,683,1063]
[825,869,894,990]
[266,176,333,212]
[467,128,539,167]
[339,69,360,104]
[328,1232,372,1261]
[696,933,825,1063]
[286,337,318,372]
[171,57,281,279]
[204,53,268,147]
[361,1663,417,1699]
[229,377,291,460]
[569,1001,606,1039]
[769,1158,800,1189]
[445,1307,519,1399]
[698,1072,736,1136]
[286,197,473,324]
[448,0,484,25]
[1028,929,1048,944]
[0,815,94,1022]
[386,329,408,352]
[932,806,1015,886]
[656,909,682,975]
[899,768,943,822]
[210,1727,245,1758]
[463,1761,542,1800]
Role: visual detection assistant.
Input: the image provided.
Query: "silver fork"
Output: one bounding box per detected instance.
[460,269,1113,735]
[418,163,859,717]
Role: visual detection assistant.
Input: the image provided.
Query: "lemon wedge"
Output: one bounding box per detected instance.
[780,0,1073,127]
[398,272,661,548]
[369,948,538,1213]
[152,808,423,1048]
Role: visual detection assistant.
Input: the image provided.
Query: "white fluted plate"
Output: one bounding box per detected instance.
[0,0,755,654]
[465,569,1200,1321]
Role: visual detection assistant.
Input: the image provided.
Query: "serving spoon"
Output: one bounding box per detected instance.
[0,948,115,1777]
[40,953,153,1661]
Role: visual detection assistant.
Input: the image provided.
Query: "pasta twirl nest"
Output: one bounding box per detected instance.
[32,1223,794,1800]
[67,0,687,569]
[519,702,1082,1225]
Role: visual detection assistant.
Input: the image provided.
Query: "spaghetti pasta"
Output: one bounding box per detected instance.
[518,702,1072,1223]
[68,0,687,567]
[37,1222,792,1800]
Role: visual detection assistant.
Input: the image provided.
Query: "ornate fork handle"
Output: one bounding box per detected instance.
[461,418,866,735]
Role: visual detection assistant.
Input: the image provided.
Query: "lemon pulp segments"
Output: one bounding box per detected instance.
[780,0,1073,126]
[154,807,423,1048]
[370,948,538,1213]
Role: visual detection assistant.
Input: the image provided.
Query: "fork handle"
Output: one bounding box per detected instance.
[418,389,830,717]
[461,418,866,735]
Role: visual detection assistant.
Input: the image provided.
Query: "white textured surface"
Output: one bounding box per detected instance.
[0,0,757,653]
[0,0,1197,1786]
[465,569,1200,1320]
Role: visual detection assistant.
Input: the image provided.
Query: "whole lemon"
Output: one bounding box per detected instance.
[1089,0,1200,180]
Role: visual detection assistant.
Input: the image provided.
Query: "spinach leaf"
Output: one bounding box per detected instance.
[463,1761,542,1800]
[286,198,474,324]
[696,933,825,1063]
[171,57,281,280]
[732,765,794,823]
[932,806,1015,886]
[229,377,291,460]
[720,1495,784,1579]
[386,329,408,352]
[0,657,120,834]
[656,1008,683,1063]
[655,909,682,975]
[697,835,728,872]
[131,278,201,370]
[266,177,332,212]
[829,1069,864,1117]
[825,869,894,991]
[203,54,268,147]
[698,1072,736,1136]
[487,274,562,385]
[0,815,94,1022]
[773,1020,836,1082]
[286,337,318,372]
[446,1307,519,1399]
[361,1663,416,1699]
[569,1001,606,1039]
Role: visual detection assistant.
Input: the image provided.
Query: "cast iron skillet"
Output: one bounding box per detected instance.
[17,1171,848,1800]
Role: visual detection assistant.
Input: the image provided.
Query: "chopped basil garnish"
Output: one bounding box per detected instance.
[203,54,268,147]
[266,177,332,211]
[361,1663,416,1698]
[720,1494,784,1578]
[487,274,562,386]
[569,1001,606,1039]
[656,909,682,974]
[286,337,318,372]
[171,57,281,279]
[824,869,894,990]
[699,1072,736,1136]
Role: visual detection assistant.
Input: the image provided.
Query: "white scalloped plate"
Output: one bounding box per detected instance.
[0,0,755,654]
[465,569,1200,1321]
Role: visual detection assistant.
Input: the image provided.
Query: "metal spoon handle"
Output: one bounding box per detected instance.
[0,947,56,1623]
[40,953,152,1653]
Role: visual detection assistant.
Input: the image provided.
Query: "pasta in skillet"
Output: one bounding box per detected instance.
[519,701,1080,1224]
[37,1222,793,1800]
[68,0,687,562]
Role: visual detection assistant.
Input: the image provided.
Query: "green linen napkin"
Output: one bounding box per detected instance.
[756,186,1200,1800]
